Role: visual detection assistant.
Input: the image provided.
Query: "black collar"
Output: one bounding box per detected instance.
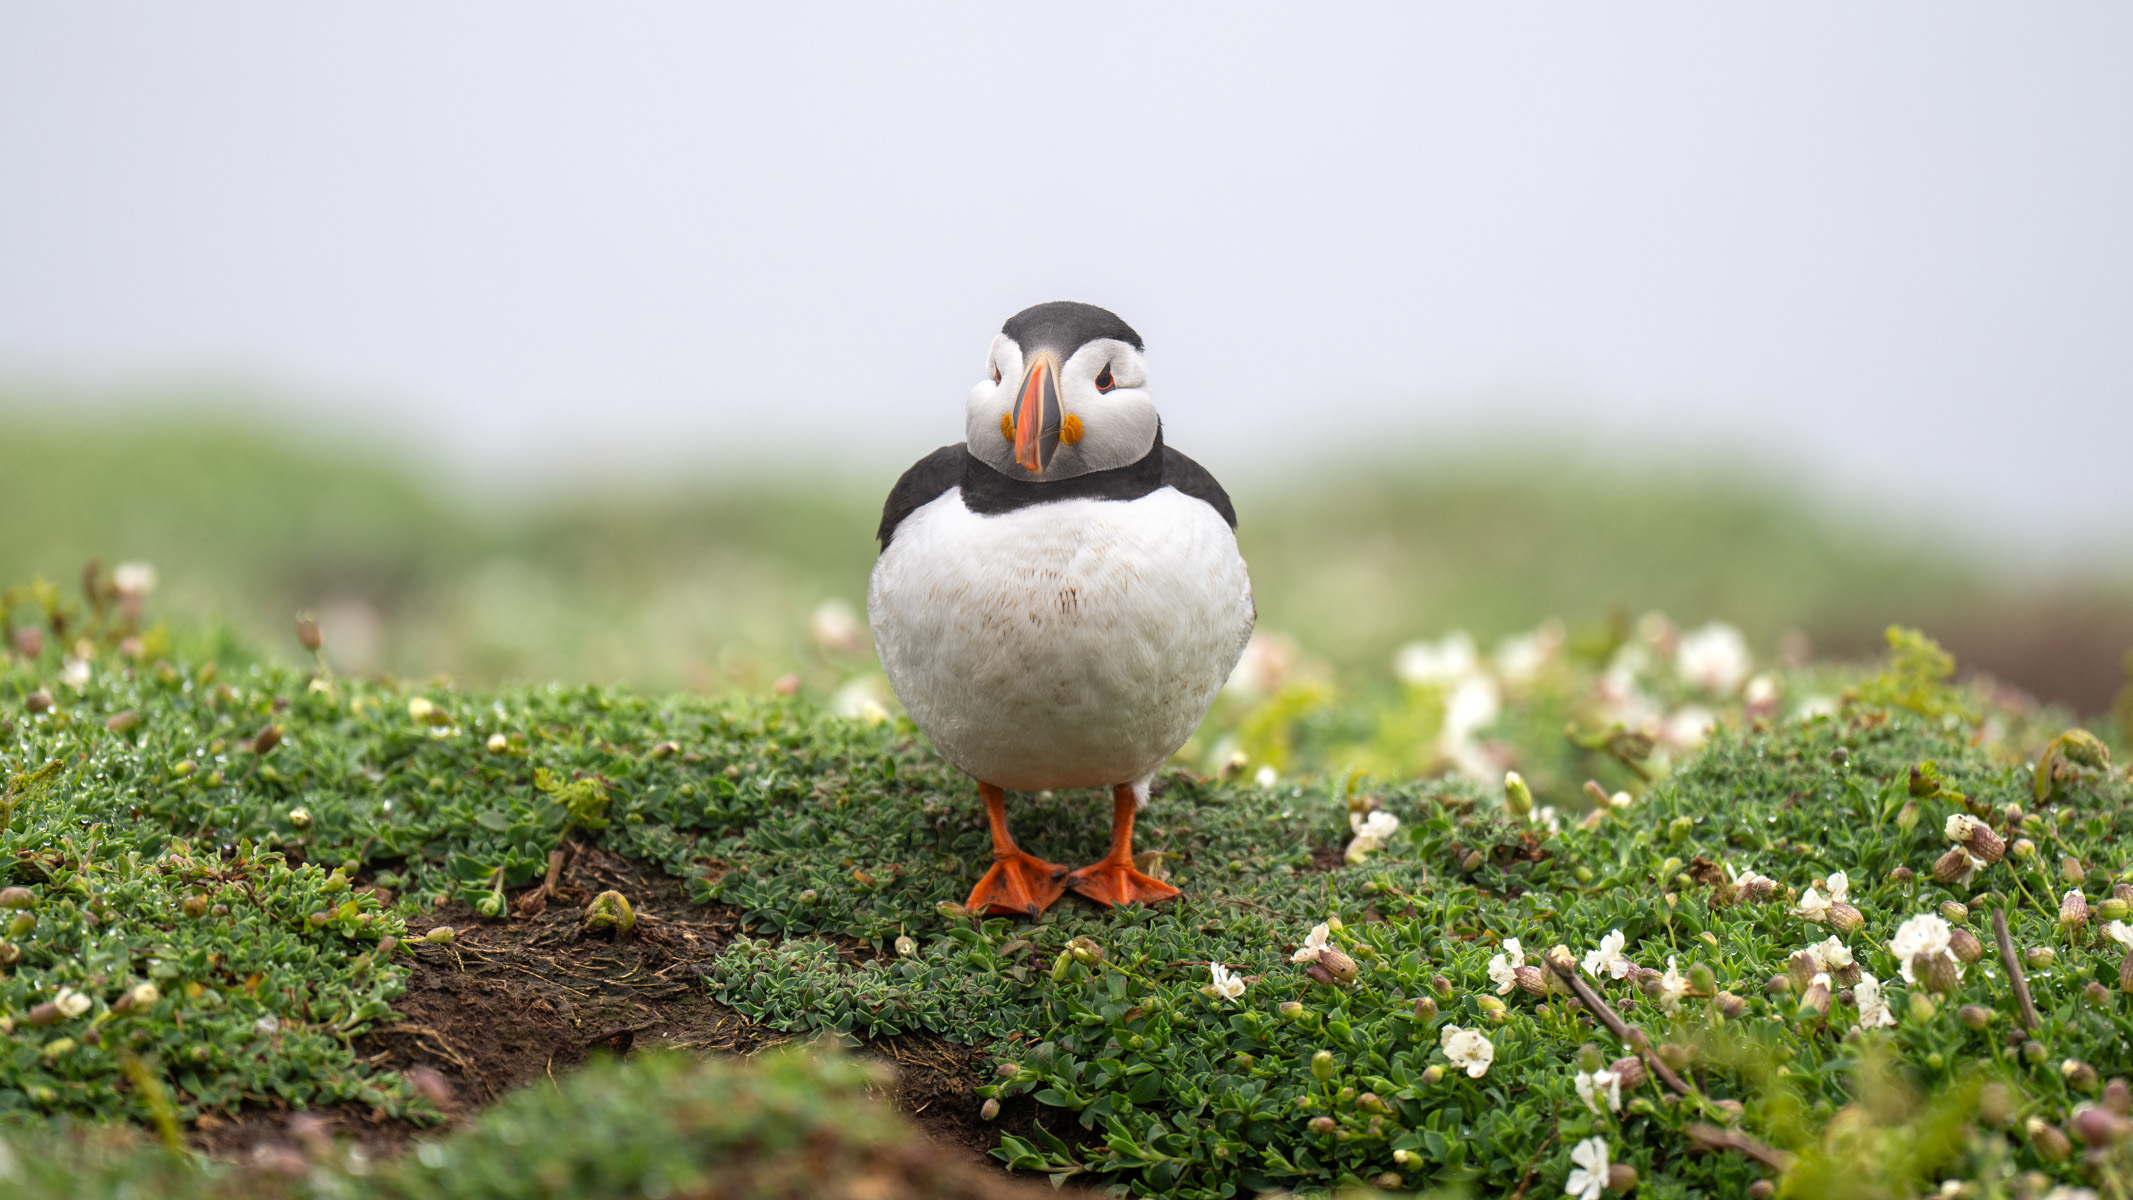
[958,429,1167,515]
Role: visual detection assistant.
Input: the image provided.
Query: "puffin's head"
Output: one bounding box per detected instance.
[965,301,1157,481]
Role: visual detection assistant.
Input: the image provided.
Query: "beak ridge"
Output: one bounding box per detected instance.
[1013,354,1061,472]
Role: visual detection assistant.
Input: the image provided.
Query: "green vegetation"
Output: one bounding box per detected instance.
[5,554,2133,1197]
[13,403,2122,707]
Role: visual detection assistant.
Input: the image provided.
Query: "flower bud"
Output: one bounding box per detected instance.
[1748,1181,1775,1200]
[294,612,323,652]
[1310,1050,1336,1082]
[2116,881,2133,904]
[2064,1059,2101,1092]
[2101,897,2131,922]
[2085,980,2113,1008]
[1394,1149,1420,1167]
[2027,1118,2072,1162]
[1514,964,1549,996]
[1357,1092,1390,1116]
[1307,1116,1336,1136]
[2022,946,2054,970]
[2071,1105,2129,1147]
[1978,1082,2014,1127]
[797,889,819,905]
[2012,838,2037,861]
[1316,948,1359,985]
[1798,978,1831,1016]
[2121,948,2133,994]
[1889,866,1914,883]
[583,891,635,936]
[23,1002,62,1026]
[1421,1063,1447,1086]
[1766,974,1791,995]
[1945,814,2005,864]
[1947,926,1985,965]
[486,733,509,754]
[1461,850,1484,873]
[1609,1056,1647,1089]
[1477,995,1507,1019]
[252,724,283,755]
[104,709,139,733]
[0,942,17,967]
[1051,951,1073,982]
[1827,902,1864,935]
[979,1097,1000,1121]
[2107,1077,2131,1117]
[1278,1000,1305,1020]
[1786,952,1819,993]
[935,901,971,922]
[1687,963,1717,996]
[1411,996,1437,1021]
[894,935,916,957]
[1068,936,1104,965]
[2061,890,2090,930]
[287,807,312,830]
[423,926,456,944]
[25,690,52,713]
[1931,847,1975,884]
[0,888,35,911]
[1957,1004,1993,1030]
[1914,951,1961,995]
[1895,801,1920,830]
[1607,1163,1639,1193]
[1431,974,1453,998]
[1504,771,1533,817]
[1940,900,1969,925]
[1715,992,1747,1020]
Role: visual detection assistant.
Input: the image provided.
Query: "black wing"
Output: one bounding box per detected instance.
[876,443,966,549]
[1161,445,1237,529]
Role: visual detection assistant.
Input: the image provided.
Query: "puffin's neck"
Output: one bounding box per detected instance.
[960,425,1167,516]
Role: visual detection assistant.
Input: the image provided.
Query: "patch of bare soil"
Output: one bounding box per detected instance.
[196,843,1077,1195]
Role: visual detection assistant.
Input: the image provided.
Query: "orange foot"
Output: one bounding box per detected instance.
[967,849,1070,918]
[1066,857,1181,908]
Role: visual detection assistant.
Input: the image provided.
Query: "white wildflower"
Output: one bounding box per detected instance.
[1565,1136,1611,1200]
[1492,622,1562,684]
[1853,970,1895,1030]
[112,562,158,597]
[1677,622,1751,693]
[828,677,892,724]
[1345,810,1401,863]
[1794,872,1846,921]
[1661,705,1717,751]
[54,988,91,1019]
[1793,694,1839,720]
[1890,913,1959,986]
[1439,1025,1495,1078]
[1657,955,1690,1013]
[1255,765,1278,788]
[1393,632,1479,686]
[1223,631,1297,700]
[1581,930,1633,981]
[808,599,863,654]
[1290,922,1332,963]
[1488,938,1526,995]
[1207,962,1246,1003]
[60,658,90,689]
[1806,937,1854,972]
[1533,806,1561,833]
[2106,920,2133,948]
[1575,1067,1622,1114]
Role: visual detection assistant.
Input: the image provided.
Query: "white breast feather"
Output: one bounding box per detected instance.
[869,488,1254,792]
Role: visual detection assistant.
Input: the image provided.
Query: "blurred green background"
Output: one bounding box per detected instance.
[5,396,2130,716]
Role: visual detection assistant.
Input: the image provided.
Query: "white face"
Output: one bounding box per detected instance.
[964,333,1159,481]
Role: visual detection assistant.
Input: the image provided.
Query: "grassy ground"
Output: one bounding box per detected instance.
[5,563,2133,1197]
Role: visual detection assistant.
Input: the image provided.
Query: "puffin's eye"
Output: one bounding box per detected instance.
[992,366,1002,384]
[1095,367,1115,392]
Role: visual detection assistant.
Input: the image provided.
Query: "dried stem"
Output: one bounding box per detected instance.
[1545,949,1692,1097]
[1686,1123,1796,1172]
[1993,908,2041,1032]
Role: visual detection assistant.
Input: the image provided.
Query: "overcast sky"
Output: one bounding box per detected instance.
[3,6,2129,552]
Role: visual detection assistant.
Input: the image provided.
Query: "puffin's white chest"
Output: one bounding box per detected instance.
[868,487,1254,791]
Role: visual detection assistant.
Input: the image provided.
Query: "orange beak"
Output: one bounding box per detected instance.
[1013,352,1061,473]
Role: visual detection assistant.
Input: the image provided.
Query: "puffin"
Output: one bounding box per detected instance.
[869,301,1255,917]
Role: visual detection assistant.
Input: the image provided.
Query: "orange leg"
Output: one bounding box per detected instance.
[1067,785,1182,908]
[965,782,1070,918]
